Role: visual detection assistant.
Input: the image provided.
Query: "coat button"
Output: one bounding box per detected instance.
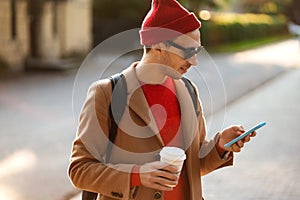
[154,191,162,199]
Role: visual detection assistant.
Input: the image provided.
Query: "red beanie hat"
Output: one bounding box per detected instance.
[140,0,201,45]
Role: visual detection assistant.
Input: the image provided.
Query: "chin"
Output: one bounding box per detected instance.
[168,69,182,79]
[161,64,183,79]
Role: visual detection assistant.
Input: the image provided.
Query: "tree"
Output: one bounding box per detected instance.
[231,0,293,14]
[179,0,233,12]
[289,0,300,24]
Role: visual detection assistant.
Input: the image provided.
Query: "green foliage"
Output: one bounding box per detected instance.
[207,34,294,53]
[200,13,288,46]
[237,0,293,14]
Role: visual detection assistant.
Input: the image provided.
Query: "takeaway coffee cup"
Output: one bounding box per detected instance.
[159,146,186,174]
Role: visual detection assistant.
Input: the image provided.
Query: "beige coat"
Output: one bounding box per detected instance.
[68,63,233,200]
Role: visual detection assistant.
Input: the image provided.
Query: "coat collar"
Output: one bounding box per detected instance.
[121,62,199,148]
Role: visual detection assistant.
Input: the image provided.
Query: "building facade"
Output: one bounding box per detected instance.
[0,0,92,73]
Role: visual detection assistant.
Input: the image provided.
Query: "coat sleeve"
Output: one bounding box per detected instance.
[199,132,234,175]
[68,80,134,199]
[192,86,233,176]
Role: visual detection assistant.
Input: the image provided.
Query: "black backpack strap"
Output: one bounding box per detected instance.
[106,73,127,162]
[181,77,200,117]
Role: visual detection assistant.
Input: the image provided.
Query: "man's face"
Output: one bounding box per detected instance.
[161,29,201,75]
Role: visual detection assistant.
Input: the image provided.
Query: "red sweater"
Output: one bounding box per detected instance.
[131,77,189,200]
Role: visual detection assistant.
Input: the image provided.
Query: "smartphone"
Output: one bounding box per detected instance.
[224,121,266,148]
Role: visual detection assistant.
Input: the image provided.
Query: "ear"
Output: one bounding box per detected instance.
[151,42,168,55]
[151,43,162,52]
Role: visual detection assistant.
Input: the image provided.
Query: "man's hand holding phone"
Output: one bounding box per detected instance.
[217,122,266,152]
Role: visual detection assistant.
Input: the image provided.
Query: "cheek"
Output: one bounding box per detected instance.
[171,57,186,69]
[164,52,186,70]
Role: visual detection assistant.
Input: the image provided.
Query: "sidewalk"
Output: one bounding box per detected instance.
[202,68,300,199]
[69,39,300,200]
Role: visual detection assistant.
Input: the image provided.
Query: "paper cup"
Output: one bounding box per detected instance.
[159,147,186,187]
[159,147,186,173]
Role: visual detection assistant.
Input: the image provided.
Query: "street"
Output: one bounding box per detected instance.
[0,38,299,200]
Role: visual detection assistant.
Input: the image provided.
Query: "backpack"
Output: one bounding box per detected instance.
[81,73,199,200]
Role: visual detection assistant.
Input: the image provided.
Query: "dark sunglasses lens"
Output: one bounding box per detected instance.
[184,49,196,59]
[184,47,202,59]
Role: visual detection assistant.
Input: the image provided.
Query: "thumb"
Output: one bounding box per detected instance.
[233,125,244,132]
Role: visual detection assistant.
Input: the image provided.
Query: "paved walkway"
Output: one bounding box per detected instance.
[202,67,300,200]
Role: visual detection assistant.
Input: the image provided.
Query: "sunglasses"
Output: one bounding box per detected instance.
[166,40,203,60]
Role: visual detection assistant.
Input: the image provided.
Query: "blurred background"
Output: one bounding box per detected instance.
[0,0,300,200]
[0,0,299,74]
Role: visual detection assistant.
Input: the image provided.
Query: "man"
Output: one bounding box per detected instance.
[68,0,256,199]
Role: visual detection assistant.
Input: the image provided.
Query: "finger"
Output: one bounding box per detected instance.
[237,140,244,148]
[161,164,179,174]
[140,171,176,191]
[155,176,178,188]
[231,143,241,152]
[250,131,257,137]
[243,135,251,143]
[155,162,179,174]
[233,125,244,132]
[152,181,174,191]
[156,170,179,182]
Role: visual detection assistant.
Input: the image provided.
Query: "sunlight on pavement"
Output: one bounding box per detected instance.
[232,39,300,68]
[0,149,37,179]
[0,185,20,200]
[0,150,36,200]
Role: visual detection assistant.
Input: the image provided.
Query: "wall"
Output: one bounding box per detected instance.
[38,1,60,59]
[59,0,92,57]
[0,0,29,72]
[0,0,92,72]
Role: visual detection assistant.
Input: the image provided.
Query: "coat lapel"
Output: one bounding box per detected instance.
[174,79,201,200]
[174,79,199,150]
[122,64,164,146]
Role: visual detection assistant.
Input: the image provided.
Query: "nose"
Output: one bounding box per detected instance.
[187,54,198,66]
